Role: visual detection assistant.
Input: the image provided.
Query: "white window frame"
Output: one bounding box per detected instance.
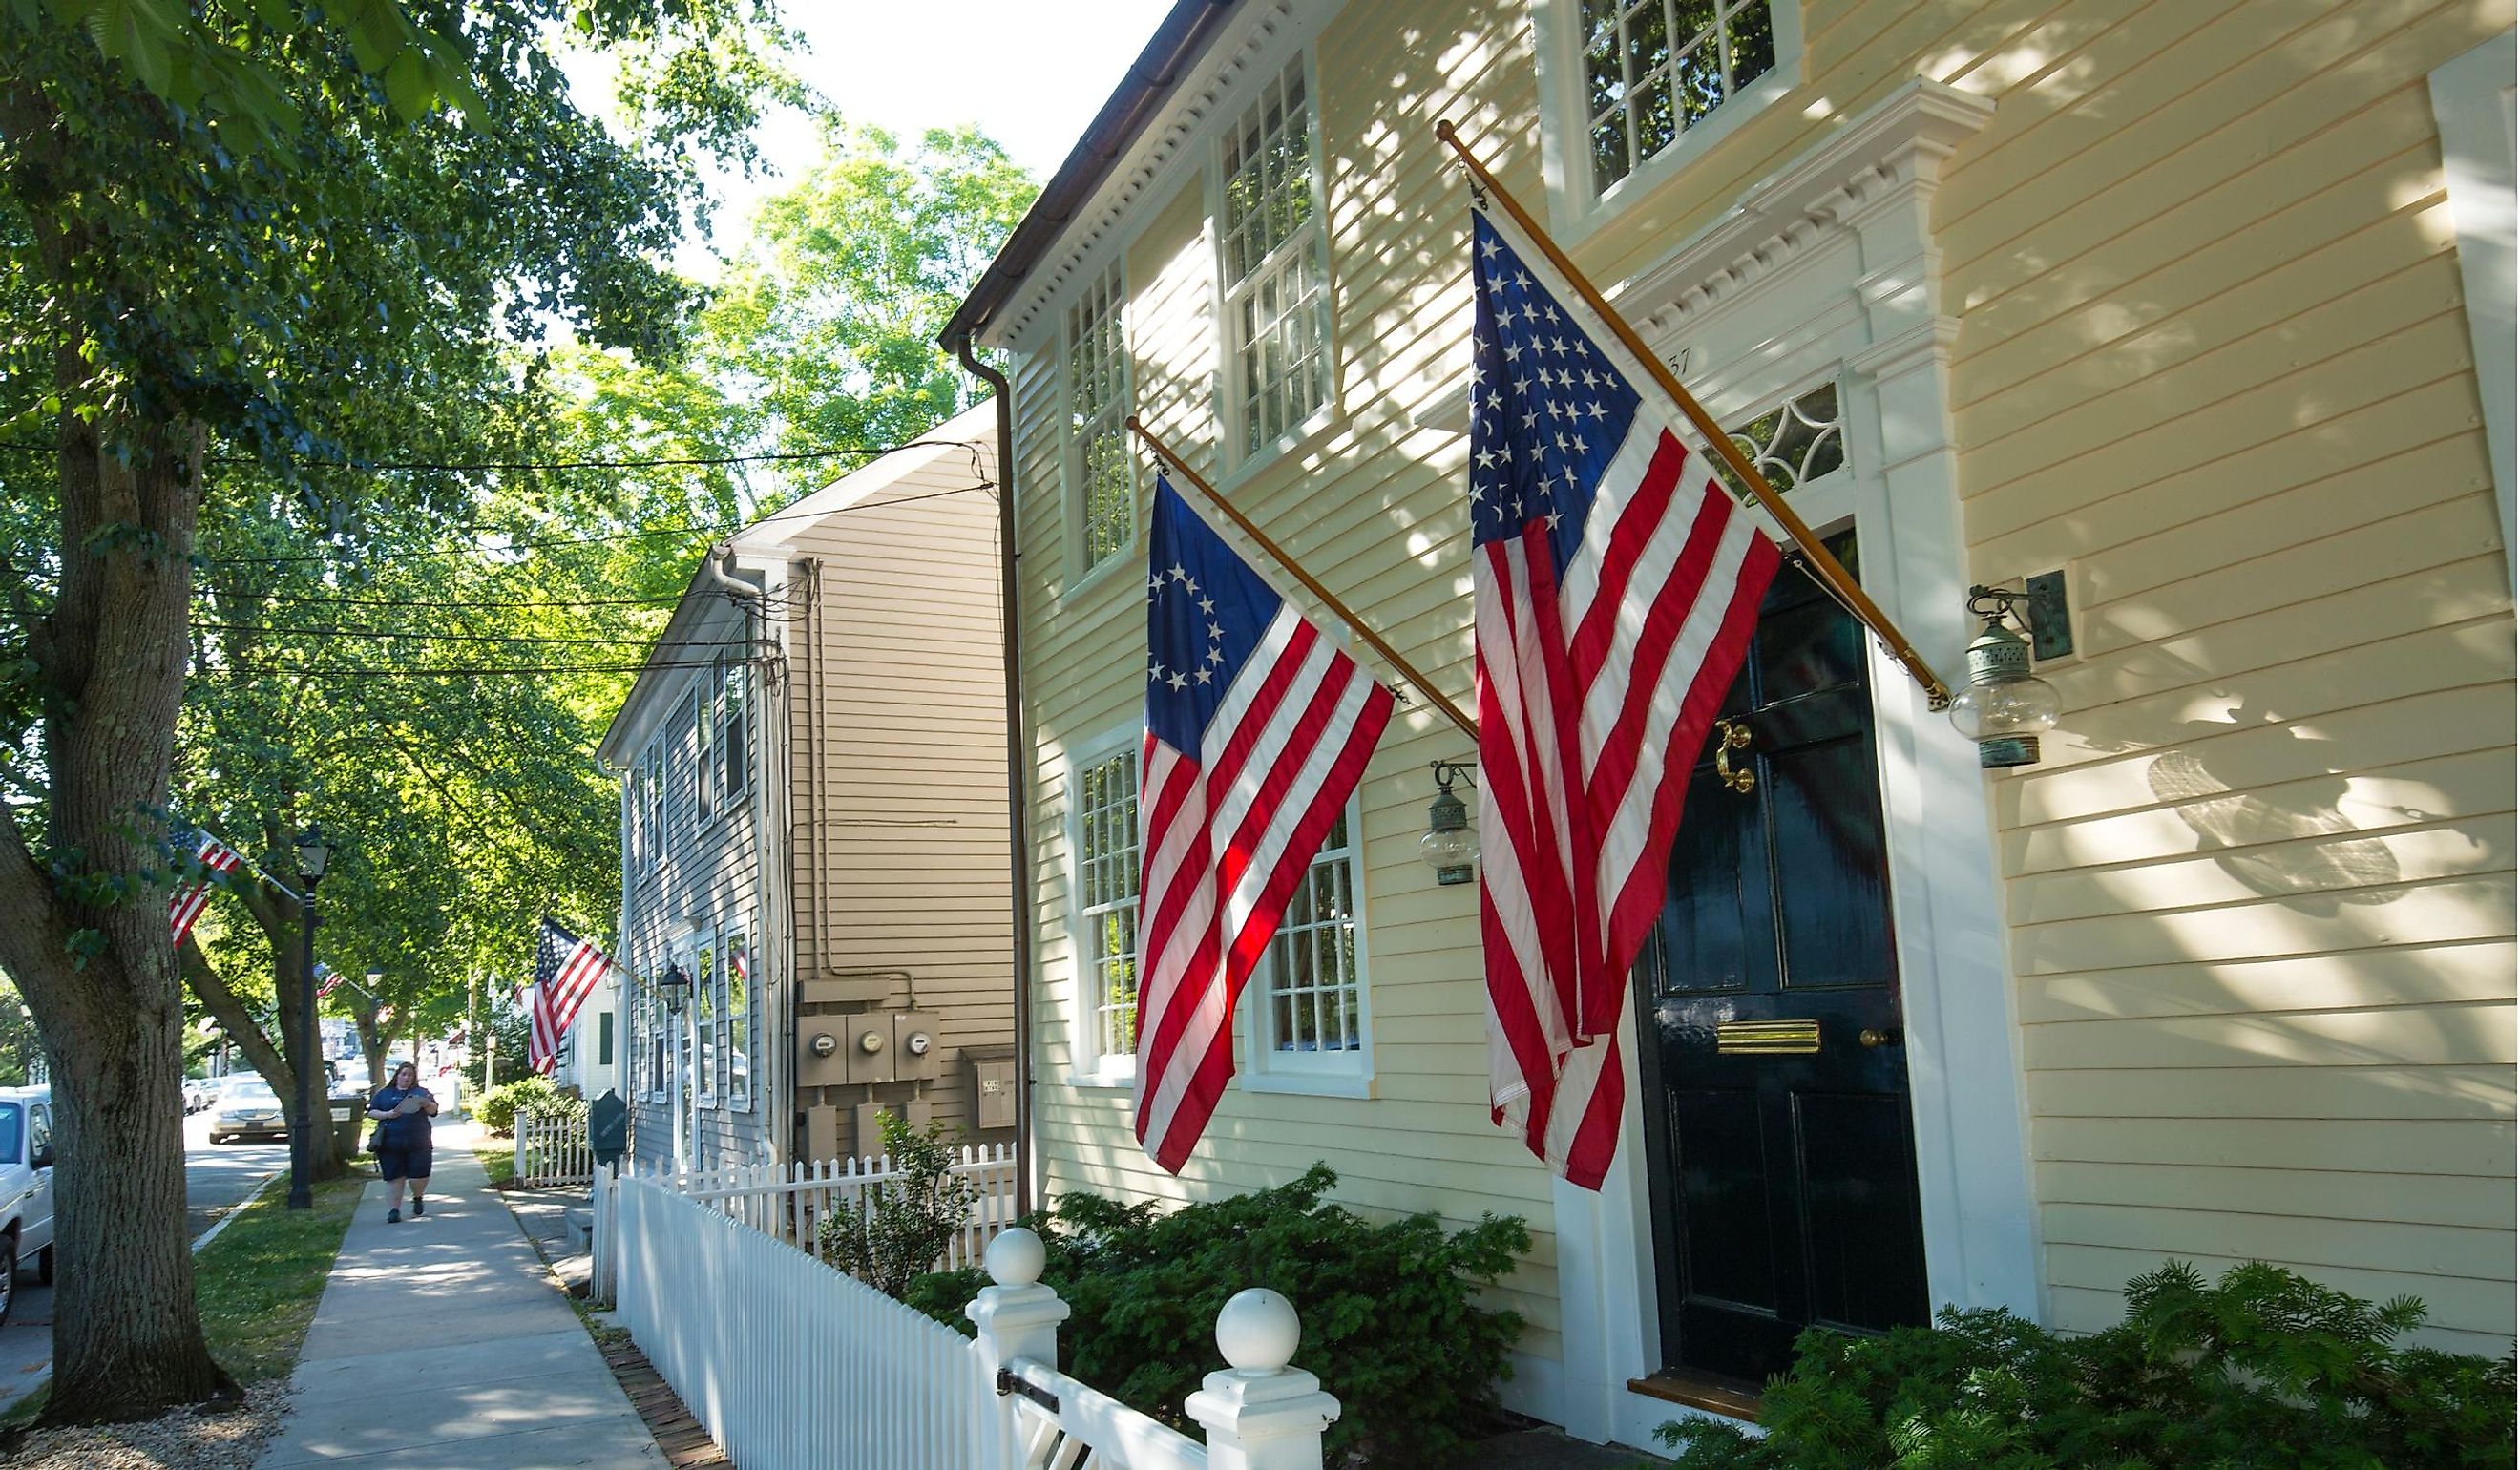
[1064,728,1142,1087]
[644,743,665,874]
[1240,796,1374,1098]
[718,661,750,807]
[1208,47,1338,478]
[692,922,719,1108]
[1530,0,1804,244]
[693,675,718,829]
[724,925,754,1113]
[1064,262,1136,591]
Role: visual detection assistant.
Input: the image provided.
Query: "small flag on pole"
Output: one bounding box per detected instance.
[316,965,342,1000]
[1467,206,1782,1190]
[1133,476,1395,1173]
[167,830,243,945]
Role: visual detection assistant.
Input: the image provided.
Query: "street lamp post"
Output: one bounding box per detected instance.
[288,826,330,1210]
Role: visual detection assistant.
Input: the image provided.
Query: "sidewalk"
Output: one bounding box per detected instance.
[256,1136,665,1469]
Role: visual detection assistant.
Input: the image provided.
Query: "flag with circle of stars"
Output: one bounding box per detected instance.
[1466,204,1782,1193]
[1134,474,1395,1174]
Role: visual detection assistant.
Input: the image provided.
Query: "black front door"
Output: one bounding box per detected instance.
[1635,535,1929,1385]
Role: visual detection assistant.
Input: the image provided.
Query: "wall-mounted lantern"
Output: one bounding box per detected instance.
[657,963,693,1016]
[1419,761,1478,886]
[1948,585,2063,769]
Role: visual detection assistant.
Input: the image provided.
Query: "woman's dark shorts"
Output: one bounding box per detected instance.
[376,1144,433,1182]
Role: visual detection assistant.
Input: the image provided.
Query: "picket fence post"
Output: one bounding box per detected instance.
[1184,1290,1342,1470]
[964,1227,1070,1373]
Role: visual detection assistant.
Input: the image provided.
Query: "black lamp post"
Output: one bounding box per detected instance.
[287,825,330,1210]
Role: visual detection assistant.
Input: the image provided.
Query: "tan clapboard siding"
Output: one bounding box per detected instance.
[779,455,1014,1150]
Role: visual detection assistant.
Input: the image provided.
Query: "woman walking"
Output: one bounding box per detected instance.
[367,1061,439,1223]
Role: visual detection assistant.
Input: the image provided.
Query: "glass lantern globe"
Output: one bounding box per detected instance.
[1948,617,2062,768]
[1419,774,1477,886]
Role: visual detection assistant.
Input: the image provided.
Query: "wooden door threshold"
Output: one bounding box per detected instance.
[1628,1371,1762,1423]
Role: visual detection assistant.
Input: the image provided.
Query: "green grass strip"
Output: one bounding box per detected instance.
[193,1169,367,1385]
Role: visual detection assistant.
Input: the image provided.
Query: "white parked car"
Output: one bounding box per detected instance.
[0,1086,56,1326]
[208,1077,288,1144]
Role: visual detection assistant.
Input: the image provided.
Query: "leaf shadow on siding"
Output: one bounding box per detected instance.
[2143,735,2413,917]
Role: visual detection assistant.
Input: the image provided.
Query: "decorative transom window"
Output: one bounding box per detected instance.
[1074,748,1141,1070]
[1068,267,1133,573]
[1714,381,1844,499]
[1220,57,1331,459]
[1254,811,1365,1073]
[1583,0,1778,192]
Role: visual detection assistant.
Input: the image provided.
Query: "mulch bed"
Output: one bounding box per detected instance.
[599,1339,730,1468]
[0,1384,287,1470]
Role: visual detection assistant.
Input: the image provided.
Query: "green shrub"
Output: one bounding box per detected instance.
[815,1112,979,1297]
[904,1164,1530,1468]
[475,1074,575,1136]
[1657,1260,2517,1470]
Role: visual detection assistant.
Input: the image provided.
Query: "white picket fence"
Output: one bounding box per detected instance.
[607,1173,1338,1470]
[676,1143,1020,1272]
[511,1104,593,1187]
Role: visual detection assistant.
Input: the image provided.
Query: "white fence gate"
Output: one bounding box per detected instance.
[677,1144,1019,1271]
[511,1105,593,1187]
[606,1168,1341,1470]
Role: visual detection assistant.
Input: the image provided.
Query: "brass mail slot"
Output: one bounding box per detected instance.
[1714,1018,1822,1055]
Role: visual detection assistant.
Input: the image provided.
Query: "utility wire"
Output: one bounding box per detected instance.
[202,480,992,566]
[224,656,765,678]
[189,623,748,646]
[0,437,977,473]
[195,589,686,609]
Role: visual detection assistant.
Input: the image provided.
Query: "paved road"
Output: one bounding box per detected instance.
[0,1106,291,1413]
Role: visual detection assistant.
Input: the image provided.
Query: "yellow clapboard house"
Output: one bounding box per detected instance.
[943,0,2516,1449]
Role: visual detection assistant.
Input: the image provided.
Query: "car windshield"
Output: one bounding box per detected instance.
[0,1103,19,1163]
[223,1082,276,1103]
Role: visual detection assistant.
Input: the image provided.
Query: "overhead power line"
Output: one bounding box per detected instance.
[0,436,979,473]
[226,657,760,678]
[189,623,748,647]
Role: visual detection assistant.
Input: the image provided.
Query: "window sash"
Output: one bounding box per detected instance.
[1074,749,1141,1069]
[724,931,752,1111]
[1220,57,1331,458]
[1067,267,1132,571]
[1255,812,1366,1074]
[1582,0,1779,194]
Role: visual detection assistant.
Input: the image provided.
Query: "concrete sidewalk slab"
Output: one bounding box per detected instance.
[258,1146,663,1469]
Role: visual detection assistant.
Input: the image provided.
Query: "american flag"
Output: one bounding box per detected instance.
[1468,208,1781,1189]
[167,830,242,945]
[316,965,341,1000]
[524,981,558,1076]
[1134,476,1395,1172]
[535,918,616,1040]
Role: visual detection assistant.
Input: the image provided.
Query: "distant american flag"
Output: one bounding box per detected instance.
[167,830,242,945]
[533,918,616,1062]
[1134,476,1394,1172]
[523,981,558,1076]
[1468,208,1781,1189]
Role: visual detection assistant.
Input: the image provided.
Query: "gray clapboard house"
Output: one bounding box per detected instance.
[597,400,1017,1170]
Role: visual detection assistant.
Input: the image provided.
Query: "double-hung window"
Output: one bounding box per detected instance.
[1067,267,1133,576]
[694,934,718,1106]
[644,745,664,872]
[1072,746,1141,1079]
[1219,57,1332,461]
[1247,808,1371,1090]
[693,681,715,825]
[724,928,752,1111]
[1578,0,1781,195]
[715,662,748,805]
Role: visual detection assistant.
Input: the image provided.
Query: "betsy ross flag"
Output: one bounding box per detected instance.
[167,830,243,945]
[1134,476,1395,1172]
[1469,208,1781,1190]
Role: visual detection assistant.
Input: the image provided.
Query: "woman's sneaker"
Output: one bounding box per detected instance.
[410,1199,425,1217]
[387,1208,402,1224]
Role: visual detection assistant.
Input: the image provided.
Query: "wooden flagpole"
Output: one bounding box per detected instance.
[1433,120,1955,709]
[1125,416,1480,742]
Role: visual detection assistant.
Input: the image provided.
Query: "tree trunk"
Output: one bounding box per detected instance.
[0,408,236,1419]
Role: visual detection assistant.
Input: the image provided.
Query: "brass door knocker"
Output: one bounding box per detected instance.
[1714,719,1754,793]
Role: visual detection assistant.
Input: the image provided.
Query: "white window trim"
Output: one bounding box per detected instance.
[1529,0,1805,247]
[1239,795,1375,1098]
[724,926,755,1114]
[1064,726,1143,1089]
[2429,30,2517,596]
[690,922,719,1108]
[1207,41,1341,480]
[1062,262,1139,597]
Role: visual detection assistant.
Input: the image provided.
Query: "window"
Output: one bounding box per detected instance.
[1067,266,1133,572]
[725,930,752,1111]
[1250,810,1370,1086]
[693,679,716,824]
[628,990,647,1096]
[644,745,664,870]
[647,988,669,1102]
[1220,57,1332,459]
[1073,747,1141,1075]
[598,1010,615,1070]
[1714,380,1844,499]
[694,936,717,1105]
[1581,0,1778,193]
[720,664,747,802]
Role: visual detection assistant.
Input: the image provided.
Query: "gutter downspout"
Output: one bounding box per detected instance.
[704,543,788,1166]
[953,334,1034,1217]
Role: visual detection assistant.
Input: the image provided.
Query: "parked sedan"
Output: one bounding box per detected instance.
[208,1079,288,1144]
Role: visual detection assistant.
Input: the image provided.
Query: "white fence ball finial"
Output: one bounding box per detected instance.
[985,1226,1045,1287]
[1214,1287,1301,1373]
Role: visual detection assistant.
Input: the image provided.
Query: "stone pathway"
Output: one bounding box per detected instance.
[256,1141,664,1469]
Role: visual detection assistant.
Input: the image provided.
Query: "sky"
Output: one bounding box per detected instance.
[660,0,1178,275]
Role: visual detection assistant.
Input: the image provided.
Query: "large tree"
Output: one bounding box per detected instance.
[0,1,781,1423]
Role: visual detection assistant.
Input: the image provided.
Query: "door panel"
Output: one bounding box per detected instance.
[1635,535,1929,1387]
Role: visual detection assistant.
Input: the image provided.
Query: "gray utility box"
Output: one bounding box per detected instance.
[794,1010,941,1089]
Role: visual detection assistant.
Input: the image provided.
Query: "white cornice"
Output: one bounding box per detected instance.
[1616,80,1994,336]
[979,0,1329,351]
